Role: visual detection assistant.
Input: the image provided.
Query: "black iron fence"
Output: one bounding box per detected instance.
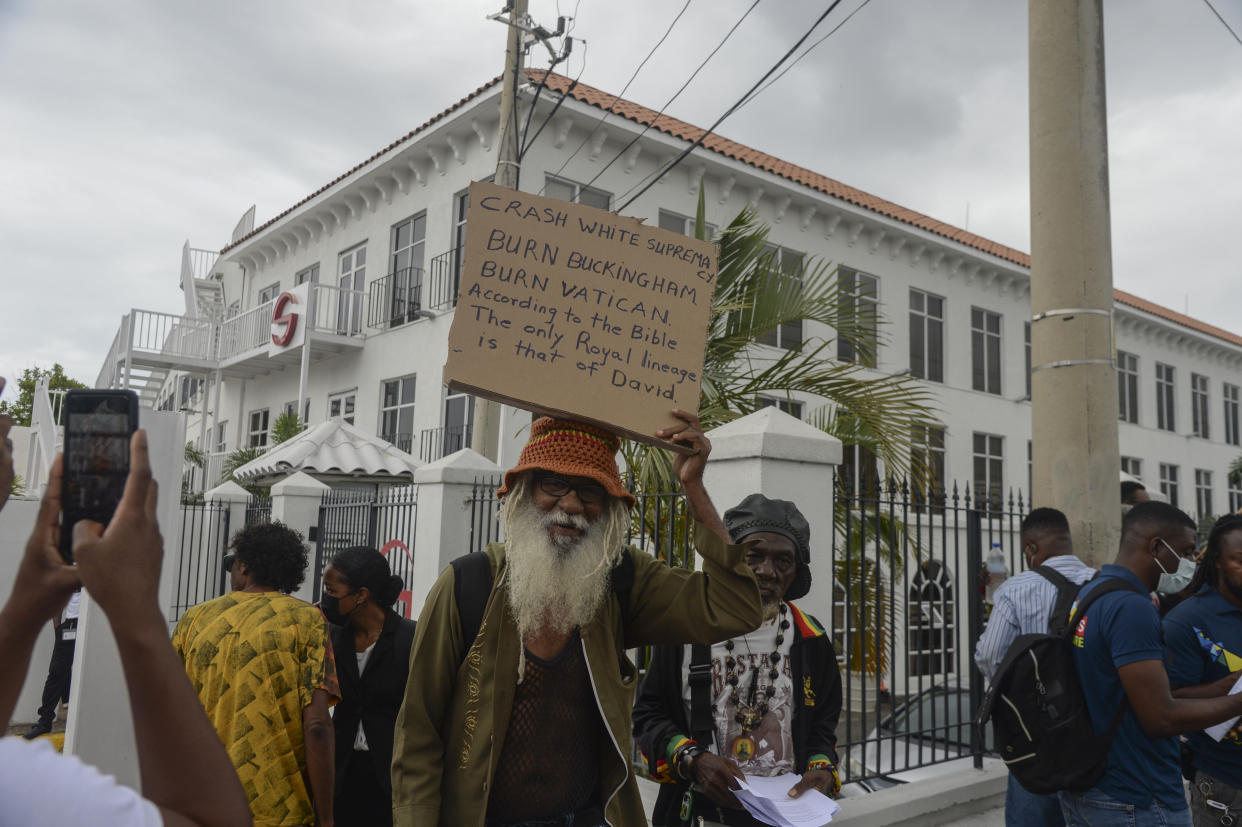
[427,249,463,312]
[245,494,272,526]
[368,267,425,329]
[465,473,1029,787]
[420,424,472,463]
[172,501,232,623]
[313,487,418,618]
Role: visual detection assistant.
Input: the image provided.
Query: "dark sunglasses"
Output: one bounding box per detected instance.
[536,474,608,505]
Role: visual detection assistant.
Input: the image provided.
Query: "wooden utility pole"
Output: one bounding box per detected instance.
[1028,0,1120,566]
[471,0,528,460]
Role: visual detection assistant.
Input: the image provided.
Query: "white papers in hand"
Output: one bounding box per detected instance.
[1205,672,1242,742]
[732,773,842,827]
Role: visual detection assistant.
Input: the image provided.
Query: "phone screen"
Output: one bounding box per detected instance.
[61,390,138,562]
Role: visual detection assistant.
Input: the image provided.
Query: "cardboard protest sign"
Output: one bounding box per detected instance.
[445,181,717,451]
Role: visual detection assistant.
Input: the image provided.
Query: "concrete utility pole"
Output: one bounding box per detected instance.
[471,0,529,461]
[1028,0,1120,566]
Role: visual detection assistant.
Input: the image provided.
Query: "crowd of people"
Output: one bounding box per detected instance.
[975,486,1242,827]
[22,390,1241,827]
[0,407,844,827]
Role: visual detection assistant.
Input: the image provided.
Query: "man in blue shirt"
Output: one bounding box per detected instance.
[975,507,1095,826]
[1061,502,1242,827]
[1165,513,1242,826]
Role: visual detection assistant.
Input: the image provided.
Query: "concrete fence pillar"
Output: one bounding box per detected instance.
[702,408,843,627]
[409,449,502,619]
[205,480,252,550]
[270,471,330,604]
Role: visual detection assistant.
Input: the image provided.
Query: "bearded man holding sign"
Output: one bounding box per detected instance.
[391,409,763,827]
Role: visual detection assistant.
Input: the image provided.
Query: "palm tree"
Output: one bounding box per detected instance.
[621,195,940,494]
[621,193,942,675]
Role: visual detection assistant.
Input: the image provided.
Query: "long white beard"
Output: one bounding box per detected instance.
[503,488,620,644]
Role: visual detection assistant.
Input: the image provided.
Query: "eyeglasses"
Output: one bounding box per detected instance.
[536,474,608,505]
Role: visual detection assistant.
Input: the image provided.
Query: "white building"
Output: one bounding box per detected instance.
[90,70,1242,520]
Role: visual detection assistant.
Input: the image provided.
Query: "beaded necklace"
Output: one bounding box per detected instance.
[720,603,789,761]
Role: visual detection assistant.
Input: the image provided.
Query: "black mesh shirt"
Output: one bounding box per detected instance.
[486,628,604,823]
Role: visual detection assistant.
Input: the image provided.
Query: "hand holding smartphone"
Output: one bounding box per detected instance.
[60,390,138,563]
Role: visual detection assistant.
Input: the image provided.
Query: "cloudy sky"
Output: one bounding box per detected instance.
[2,0,1240,402]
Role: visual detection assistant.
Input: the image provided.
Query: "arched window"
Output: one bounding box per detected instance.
[908,560,956,677]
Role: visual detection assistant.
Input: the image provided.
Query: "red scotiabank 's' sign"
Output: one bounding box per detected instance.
[271,292,298,346]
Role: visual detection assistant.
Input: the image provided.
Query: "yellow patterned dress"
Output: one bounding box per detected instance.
[173,591,340,826]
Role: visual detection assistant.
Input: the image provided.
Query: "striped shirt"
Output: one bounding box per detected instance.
[973,554,1096,681]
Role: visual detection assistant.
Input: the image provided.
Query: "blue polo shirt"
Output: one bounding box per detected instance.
[1164,586,1242,788]
[1070,565,1185,809]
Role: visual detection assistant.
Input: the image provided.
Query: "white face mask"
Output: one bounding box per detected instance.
[1154,538,1196,595]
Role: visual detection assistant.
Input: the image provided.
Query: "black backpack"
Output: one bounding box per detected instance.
[975,573,1143,795]
[450,549,635,667]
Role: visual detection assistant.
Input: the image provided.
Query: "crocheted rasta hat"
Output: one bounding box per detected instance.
[497,417,636,507]
[724,493,812,600]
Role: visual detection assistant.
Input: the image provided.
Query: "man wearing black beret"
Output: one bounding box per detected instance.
[633,494,844,826]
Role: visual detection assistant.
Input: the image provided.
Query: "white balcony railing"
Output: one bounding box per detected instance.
[306,283,368,336]
[217,299,275,361]
[129,309,216,362]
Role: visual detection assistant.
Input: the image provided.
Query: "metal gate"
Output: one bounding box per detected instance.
[313,487,417,617]
[172,501,232,622]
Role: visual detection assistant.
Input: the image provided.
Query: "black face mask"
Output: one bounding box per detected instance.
[319,592,357,626]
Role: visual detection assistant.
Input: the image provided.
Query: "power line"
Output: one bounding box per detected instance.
[538,0,695,195]
[519,39,589,159]
[615,1,846,212]
[575,0,762,194]
[1202,0,1242,46]
[735,0,874,113]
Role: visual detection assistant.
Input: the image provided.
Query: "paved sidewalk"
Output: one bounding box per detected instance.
[941,806,1004,825]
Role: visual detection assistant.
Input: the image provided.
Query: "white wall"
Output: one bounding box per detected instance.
[0,497,58,724]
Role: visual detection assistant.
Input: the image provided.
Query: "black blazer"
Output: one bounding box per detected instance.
[329,611,417,797]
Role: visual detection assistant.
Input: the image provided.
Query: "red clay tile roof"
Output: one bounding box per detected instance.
[1113,289,1242,348]
[221,70,1242,350]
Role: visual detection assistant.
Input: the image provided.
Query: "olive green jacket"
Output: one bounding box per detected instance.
[391,523,762,827]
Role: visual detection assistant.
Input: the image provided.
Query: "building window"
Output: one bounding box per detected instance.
[837,268,878,367]
[757,396,803,419]
[840,443,879,499]
[215,421,228,455]
[911,425,946,513]
[1117,351,1139,424]
[179,376,204,409]
[972,432,1004,513]
[383,213,427,327]
[1191,373,1210,439]
[337,243,367,335]
[327,391,356,425]
[1226,383,1240,447]
[658,209,716,239]
[755,245,805,350]
[971,308,1002,395]
[282,399,309,424]
[248,409,269,449]
[907,561,955,677]
[441,392,475,457]
[1120,456,1143,479]
[1229,477,1242,514]
[1160,463,1180,508]
[1195,469,1214,522]
[380,375,416,454]
[1024,321,1032,400]
[1156,363,1176,432]
[258,282,280,305]
[908,289,944,383]
[226,300,241,319]
[294,264,319,285]
[544,175,611,210]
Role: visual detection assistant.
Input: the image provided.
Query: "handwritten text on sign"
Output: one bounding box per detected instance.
[444,181,717,448]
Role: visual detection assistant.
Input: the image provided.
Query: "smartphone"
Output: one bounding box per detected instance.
[60,390,139,563]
